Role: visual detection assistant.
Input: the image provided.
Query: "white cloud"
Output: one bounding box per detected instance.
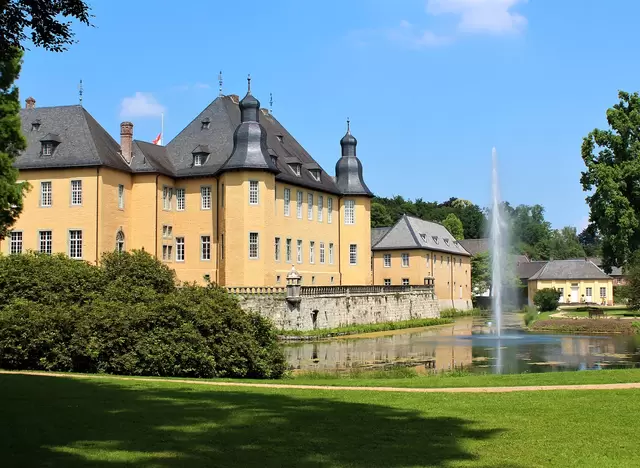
[387,20,453,48]
[120,92,165,119]
[426,0,527,35]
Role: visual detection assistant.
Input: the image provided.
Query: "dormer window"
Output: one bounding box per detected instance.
[309,169,321,182]
[271,156,278,167]
[42,142,53,156]
[419,233,427,242]
[201,118,211,130]
[432,236,439,244]
[194,153,207,166]
[289,163,301,176]
[276,134,284,143]
[31,120,41,131]
[444,238,450,246]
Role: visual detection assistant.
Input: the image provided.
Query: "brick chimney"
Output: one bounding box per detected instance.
[120,122,134,163]
[25,97,36,109]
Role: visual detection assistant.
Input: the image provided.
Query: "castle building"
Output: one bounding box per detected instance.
[4,83,372,287]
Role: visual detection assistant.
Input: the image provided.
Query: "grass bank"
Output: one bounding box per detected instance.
[440,307,488,318]
[2,372,640,467]
[530,318,640,335]
[279,317,453,339]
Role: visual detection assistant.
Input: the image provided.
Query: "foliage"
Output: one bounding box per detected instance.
[522,306,539,326]
[625,252,640,311]
[632,322,640,334]
[533,288,562,312]
[581,91,640,272]
[281,318,452,338]
[0,251,286,379]
[471,251,491,296]
[578,225,602,257]
[0,47,29,239]
[531,318,638,335]
[0,0,92,61]
[547,227,586,260]
[371,195,486,238]
[442,213,464,240]
[440,308,487,318]
[613,285,629,305]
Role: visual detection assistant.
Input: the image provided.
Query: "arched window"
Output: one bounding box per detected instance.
[116,230,125,253]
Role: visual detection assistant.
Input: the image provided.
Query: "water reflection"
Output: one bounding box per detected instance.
[283,315,640,374]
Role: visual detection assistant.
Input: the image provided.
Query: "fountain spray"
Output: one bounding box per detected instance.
[490,147,504,337]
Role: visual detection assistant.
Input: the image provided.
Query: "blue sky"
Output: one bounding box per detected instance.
[16,0,640,230]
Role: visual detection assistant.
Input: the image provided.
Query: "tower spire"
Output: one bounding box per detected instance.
[218,71,223,96]
[347,117,350,133]
[247,74,251,93]
[269,93,273,114]
[78,79,83,106]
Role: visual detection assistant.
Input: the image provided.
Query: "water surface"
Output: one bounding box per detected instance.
[283,314,640,374]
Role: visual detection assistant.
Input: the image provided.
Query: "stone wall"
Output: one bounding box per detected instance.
[230,286,440,331]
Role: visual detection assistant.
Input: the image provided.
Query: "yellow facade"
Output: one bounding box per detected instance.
[372,249,472,304]
[528,279,614,306]
[4,167,372,287]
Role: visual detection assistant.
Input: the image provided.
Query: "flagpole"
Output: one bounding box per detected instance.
[161,113,164,145]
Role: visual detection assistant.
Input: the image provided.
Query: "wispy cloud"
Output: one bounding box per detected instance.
[120,92,165,119]
[427,0,527,35]
[355,0,527,50]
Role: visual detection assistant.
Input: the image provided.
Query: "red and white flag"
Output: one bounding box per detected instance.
[152,133,162,145]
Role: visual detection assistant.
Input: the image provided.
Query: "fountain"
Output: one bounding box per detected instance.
[490,147,506,337]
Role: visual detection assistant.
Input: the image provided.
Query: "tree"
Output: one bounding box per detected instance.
[581,91,640,272]
[625,252,640,310]
[471,251,491,297]
[0,48,28,239]
[371,202,394,228]
[578,225,602,257]
[443,213,464,240]
[548,227,586,260]
[0,0,92,61]
[533,288,561,312]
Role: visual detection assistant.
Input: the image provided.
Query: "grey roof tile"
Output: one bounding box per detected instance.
[130,141,174,176]
[517,261,547,280]
[17,105,130,172]
[372,215,471,256]
[371,227,391,247]
[528,259,611,281]
[458,238,489,256]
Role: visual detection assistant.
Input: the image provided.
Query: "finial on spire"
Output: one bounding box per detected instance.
[78,79,83,106]
[269,93,273,114]
[218,71,223,96]
[247,74,251,93]
[347,117,351,133]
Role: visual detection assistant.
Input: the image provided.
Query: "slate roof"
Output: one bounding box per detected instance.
[528,259,611,281]
[15,97,350,196]
[372,215,471,256]
[586,257,624,276]
[517,261,547,280]
[17,105,130,172]
[458,238,489,256]
[371,227,391,247]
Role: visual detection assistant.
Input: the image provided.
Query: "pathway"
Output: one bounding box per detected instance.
[2,370,640,393]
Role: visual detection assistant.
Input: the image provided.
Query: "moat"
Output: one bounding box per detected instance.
[283,313,640,374]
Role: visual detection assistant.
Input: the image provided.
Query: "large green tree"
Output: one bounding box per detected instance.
[548,227,586,260]
[581,91,640,272]
[0,48,28,239]
[0,0,92,61]
[442,213,464,240]
[578,225,602,257]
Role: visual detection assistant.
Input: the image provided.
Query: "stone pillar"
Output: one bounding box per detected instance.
[120,121,134,163]
[286,266,301,304]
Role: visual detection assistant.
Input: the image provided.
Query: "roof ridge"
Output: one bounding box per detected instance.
[404,215,422,247]
[373,218,402,248]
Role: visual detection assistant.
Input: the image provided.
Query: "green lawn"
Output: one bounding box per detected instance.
[280,317,452,338]
[1,373,639,467]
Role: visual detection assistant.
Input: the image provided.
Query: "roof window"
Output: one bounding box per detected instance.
[309,168,321,182]
[288,163,301,177]
[444,238,450,246]
[201,118,211,130]
[31,120,41,131]
[419,233,427,242]
[432,236,439,244]
[194,153,207,166]
[42,142,53,157]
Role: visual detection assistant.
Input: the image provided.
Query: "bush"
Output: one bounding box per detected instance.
[522,306,539,326]
[613,285,629,304]
[533,288,562,312]
[0,252,286,379]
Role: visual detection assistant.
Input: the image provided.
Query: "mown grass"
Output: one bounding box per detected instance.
[280,317,453,338]
[531,318,640,335]
[2,372,640,467]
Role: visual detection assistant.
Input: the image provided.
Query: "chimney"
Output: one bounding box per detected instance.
[120,121,134,163]
[25,97,36,109]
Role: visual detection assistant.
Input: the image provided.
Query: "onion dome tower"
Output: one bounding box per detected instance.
[335,119,373,196]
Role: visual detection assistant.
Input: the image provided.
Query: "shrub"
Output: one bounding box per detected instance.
[100,250,176,294]
[533,288,562,312]
[632,322,640,334]
[613,285,629,304]
[0,253,103,306]
[523,306,539,326]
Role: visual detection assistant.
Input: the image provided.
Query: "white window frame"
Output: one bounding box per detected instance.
[40,181,52,207]
[600,287,607,298]
[68,230,83,259]
[162,186,173,211]
[115,230,125,253]
[401,253,410,267]
[42,142,53,156]
[329,243,334,264]
[175,237,185,262]
[286,238,292,263]
[201,185,212,210]
[320,242,325,264]
[176,188,186,211]
[317,195,323,222]
[9,231,23,254]
[384,254,391,268]
[307,193,313,220]
[118,184,125,209]
[71,180,82,206]
[249,232,259,259]
[162,244,173,262]
[309,241,315,264]
[384,279,391,286]
[249,180,259,205]
[297,239,303,264]
[402,278,410,286]
[39,230,52,254]
[284,188,291,216]
[327,197,333,223]
[296,191,303,219]
[349,244,357,265]
[275,237,281,262]
[344,199,355,225]
[194,154,206,166]
[201,235,211,261]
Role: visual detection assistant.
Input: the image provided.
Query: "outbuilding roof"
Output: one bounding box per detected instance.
[528,259,611,281]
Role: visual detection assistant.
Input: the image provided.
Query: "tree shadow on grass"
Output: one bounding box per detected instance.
[1,375,514,468]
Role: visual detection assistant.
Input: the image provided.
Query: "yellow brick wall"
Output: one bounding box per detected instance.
[129,174,158,253]
[4,168,100,262]
[339,197,371,285]
[99,167,132,256]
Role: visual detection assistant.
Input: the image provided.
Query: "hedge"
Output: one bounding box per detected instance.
[0,251,286,379]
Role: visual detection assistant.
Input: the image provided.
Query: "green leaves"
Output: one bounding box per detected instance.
[581,91,640,271]
[533,288,562,312]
